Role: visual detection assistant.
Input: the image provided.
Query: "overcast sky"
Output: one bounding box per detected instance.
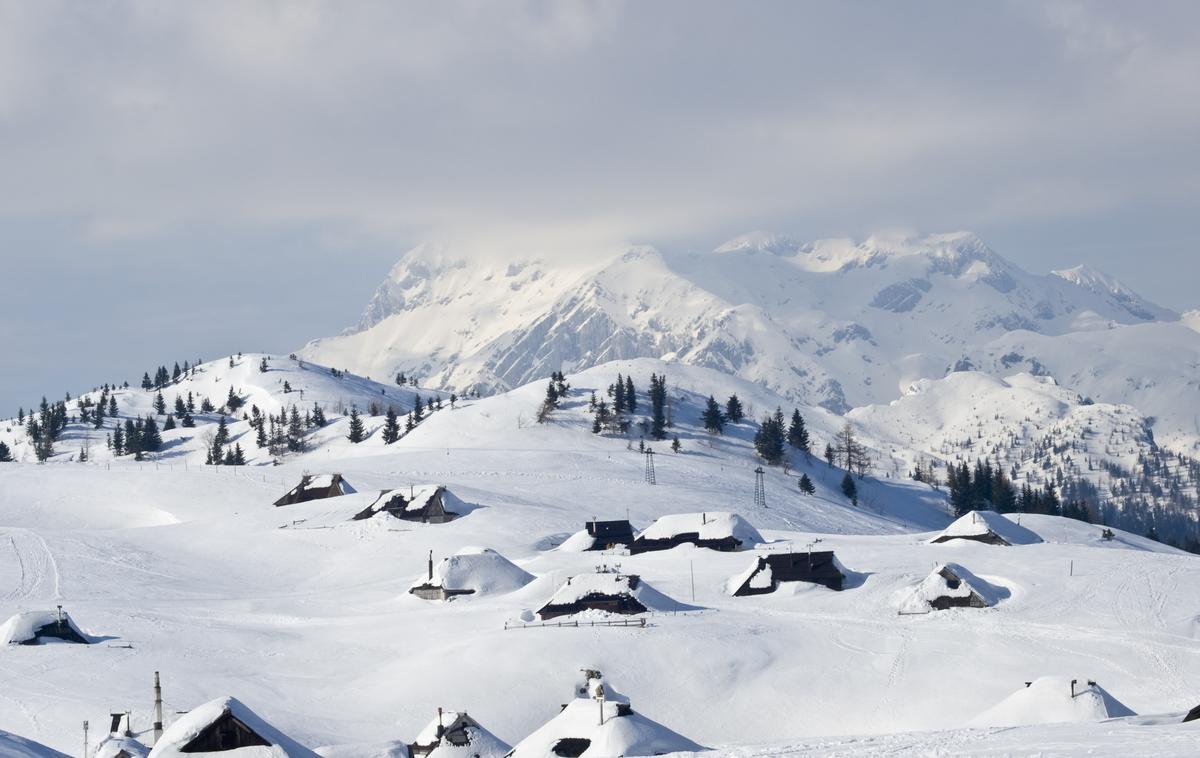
[2,0,1199,414]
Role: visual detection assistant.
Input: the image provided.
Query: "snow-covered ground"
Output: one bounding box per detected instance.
[1,358,1197,756]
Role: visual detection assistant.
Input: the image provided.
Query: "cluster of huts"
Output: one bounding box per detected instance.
[274,474,466,524]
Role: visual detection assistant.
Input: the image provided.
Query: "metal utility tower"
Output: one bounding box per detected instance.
[644,448,656,485]
[754,466,766,509]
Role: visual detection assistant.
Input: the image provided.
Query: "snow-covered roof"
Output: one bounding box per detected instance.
[148,696,319,758]
[636,512,763,547]
[0,729,70,758]
[539,573,690,615]
[726,560,773,595]
[0,610,90,645]
[897,563,1004,614]
[412,548,534,597]
[411,711,510,758]
[94,736,149,758]
[505,697,703,758]
[930,510,1042,546]
[968,676,1135,727]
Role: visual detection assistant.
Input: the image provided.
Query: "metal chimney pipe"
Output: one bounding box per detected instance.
[428,550,434,581]
[153,671,164,744]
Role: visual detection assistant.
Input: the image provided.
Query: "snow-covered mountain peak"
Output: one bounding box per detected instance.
[713,230,801,256]
[1051,264,1174,321]
[1183,309,1200,333]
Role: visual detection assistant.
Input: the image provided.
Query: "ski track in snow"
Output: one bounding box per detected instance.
[0,529,60,603]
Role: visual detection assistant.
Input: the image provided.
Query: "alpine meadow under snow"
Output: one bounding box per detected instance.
[2,232,1199,757]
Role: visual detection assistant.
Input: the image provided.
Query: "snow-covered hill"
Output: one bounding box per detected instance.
[1,355,1198,756]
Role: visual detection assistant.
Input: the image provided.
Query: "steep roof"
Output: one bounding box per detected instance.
[411,711,510,758]
[94,737,150,758]
[968,676,1135,727]
[0,610,91,645]
[148,696,319,758]
[898,562,1004,613]
[539,573,692,616]
[0,729,70,758]
[505,697,703,758]
[930,511,1042,546]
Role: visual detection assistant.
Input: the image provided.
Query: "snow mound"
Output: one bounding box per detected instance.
[0,730,69,758]
[556,529,603,553]
[413,548,534,598]
[968,676,1136,727]
[897,563,1008,614]
[0,610,91,646]
[929,511,1042,546]
[149,696,319,758]
[636,512,763,549]
[410,711,510,758]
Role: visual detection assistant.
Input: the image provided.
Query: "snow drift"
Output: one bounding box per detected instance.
[410,548,534,599]
[0,610,91,646]
[968,676,1136,727]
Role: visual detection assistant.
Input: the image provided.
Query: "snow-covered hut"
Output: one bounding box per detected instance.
[928,510,1042,546]
[0,729,69,758]
[354,485,463,524]
[410,710,510,758]
[0,608,92,645]
[505,670,703,758]
[409,548,534,601]
[967,677,1135,728]
[93,736,149,758]
[147,696,318,757]
[537,572,690,620]
[728,551,846,596]
[274,474,355,506]
[631,512,762,554]
[584,520,635,551]
[1185,704,1200,723]
[898,563,1004,613]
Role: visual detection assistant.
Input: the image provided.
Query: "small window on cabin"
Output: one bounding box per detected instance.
[945,578,960,590]
[552,738,592,757]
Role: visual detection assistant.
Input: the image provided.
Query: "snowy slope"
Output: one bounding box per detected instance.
[1,357,1198,755]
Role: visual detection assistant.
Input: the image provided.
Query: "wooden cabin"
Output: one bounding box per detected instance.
[354,486,459,524]
[731,551,845,596]
[584,519,635,551]
[537,574,649,620]
[180,710,270,751]
[274,473,352,506]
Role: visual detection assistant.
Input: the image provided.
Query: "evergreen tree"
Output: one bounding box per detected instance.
[396,372,406,386]
[287,406,304,452]
[223,448,236,465]
[260,357,269,373]
[311,403,326,427]
[112,424,125,456]
[0,441,12,462]
[282,380,292,393]
[625,376,637,413]
[141,372,153,390]
[154,391,166,415]
[256,419,268,448]
[200,397,215,413]
[753,409,786,465]
[412,394,424,422]
[649,373,667,440]
[181,412,195,428]
[671,435,681,453]
[347,407,365,443]
[841,473,858,505]
[798,474,815,494]
[186,392,195,413]
[613,374,626,413]
[824,443,835,467]
[787,409,810,454]
[210,416,230,464]
[701,395,725,434]
[174,395,186,416]
[382,406,401,444]
[725,395,744,423]
[108,395,118,417]
[592,399,611,434]
[172,362,182,382]
[17,408,24,424]
[142,416,163,452]
[163,415,176,432]
[232,443,246,466]
[226,386,243,411]
[405,412,416,432]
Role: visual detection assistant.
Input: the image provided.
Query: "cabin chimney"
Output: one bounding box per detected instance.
[56,604,63,632]
[153,671,164,744]
[436,707,444,739]
[428,551,434,581]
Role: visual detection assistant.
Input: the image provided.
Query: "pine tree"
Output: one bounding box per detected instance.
[256,419,268,448]
[0,441,12,462]
[232,443,246,466]
[347,407,365,443]
[210,416,230,464]
[311,403,326,427]
[725,395,744,423]
[649,373,667,440]
[824,443,835,467]
[108,395,118,417]
[753,410,786,465]
[200,397,215,413]
[17,408,24,424]
[382,406,400,444]
[112,424,125,456]
[223,448,236,465]
[841,473,858,505]
[787,409,810,454]
[124,419,142,459]
[412,393,424,422]
[405,412,415,432]
[613,374,626,413]
[186,392,195,413]
[140,416,161,451]
[172,362,182,382]
[798,474,815,494]
[181,412,195,428]
[287,406,304,452]
[625,376,636,413]
[163,415,176,432]
[671,435,681,453]
[260,357,269,373]
[141,372,153,390]
[174,395,186,416]
[701,396,725,434]
[154,391,166,416]
[226,386,243,411]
